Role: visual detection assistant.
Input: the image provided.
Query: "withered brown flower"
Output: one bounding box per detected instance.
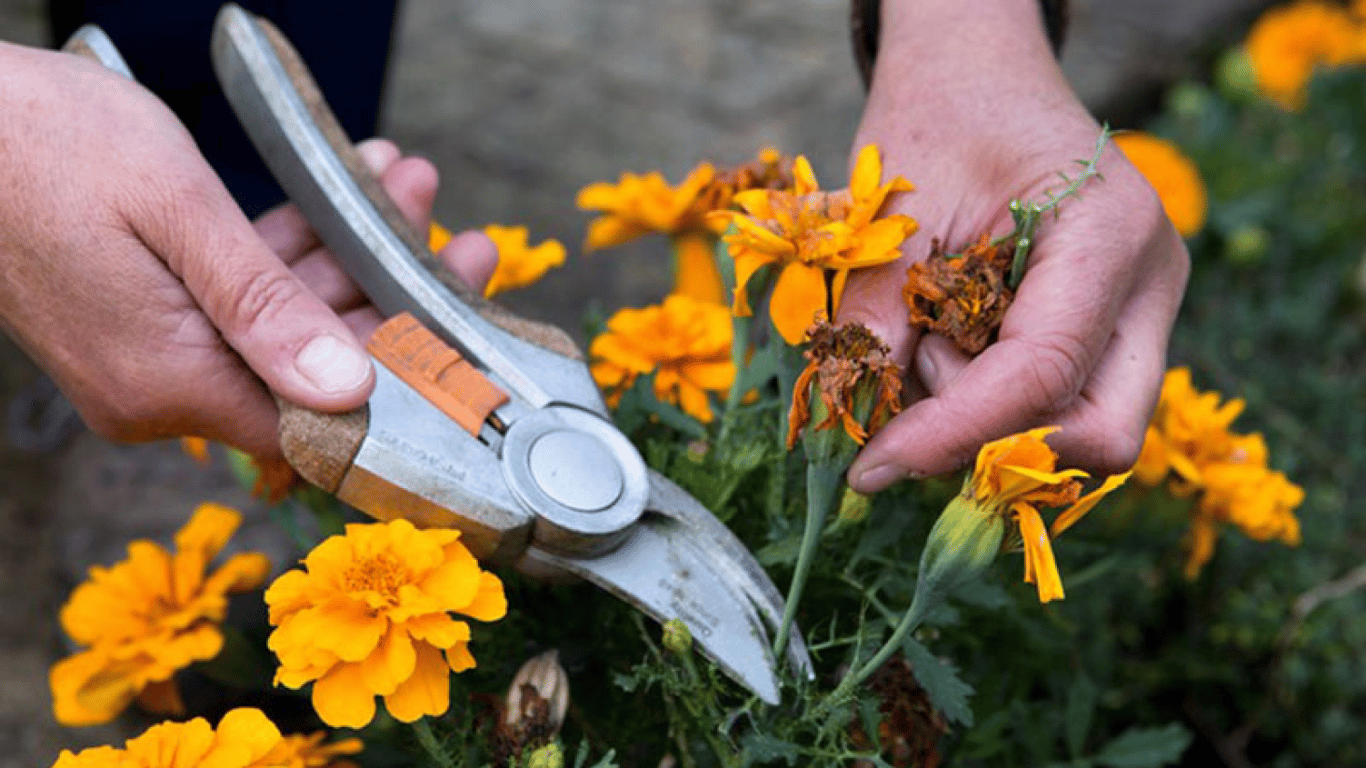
[786,320,903,452]
[902,233,1015,355]
[848,654,949,768]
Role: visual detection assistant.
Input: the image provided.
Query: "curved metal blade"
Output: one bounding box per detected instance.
[521,513,792,704]
[61,25,134,78]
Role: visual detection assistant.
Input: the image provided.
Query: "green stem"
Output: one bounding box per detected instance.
[412,718,459,768]
[718,313,752,444]
[818,585,935,717]
[773,461,846,662]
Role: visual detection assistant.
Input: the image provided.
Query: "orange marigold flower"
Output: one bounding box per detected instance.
[902,233,1015,355]
[50,504,270,726]
[967,428,1130,602]
[786,320,902,452]
[481,224,567,297]
[1114,132,1208,238]
[180,436,210,465]
[1134,368,1303,578]
[50,707,353,768]
[265,519,506,728]
[712,145,917,344]
[588,294,735,423]
[1245,0,1366,110]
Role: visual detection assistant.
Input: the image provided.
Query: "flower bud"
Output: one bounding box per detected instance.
[504,650,570,737]
[914,495,1007,608]
[838,487,872,523]
[1224,225,1269,266]
[525,742,564,768]
[1215,48,1258,102]
[662,619,692,656]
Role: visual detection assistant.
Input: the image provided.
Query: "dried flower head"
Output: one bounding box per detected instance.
[52,707,296,768]
[902,234,1015,355]
[712,145,917,344]
[494,649,571,759]
[589,294,735,422]
[848,654,948,768]
[786,320,903,457]
[265,519,507,728]
[1114,132,1208,238]
[1245,0,1366,110]
[49,504,270,726]
[1134,368,1303,578]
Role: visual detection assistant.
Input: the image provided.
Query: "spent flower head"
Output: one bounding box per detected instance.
[265,518,506,728]
[786,320,903,464]
[902,233,1015,355]
[50,504,270,726]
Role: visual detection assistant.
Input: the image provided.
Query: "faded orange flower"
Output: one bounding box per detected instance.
[266,518,506,728]
[1245,0,1366,109]
[968,428,1130,602]
[589,294,735,423]
[1134,368,1303,577]
[50,504,270,726]
[786,320,902,451]
[712,145,917,344]
[481,224,567,297]
[902,233,1015,355]
[1114,132,1208,237]
[49,707,356,768]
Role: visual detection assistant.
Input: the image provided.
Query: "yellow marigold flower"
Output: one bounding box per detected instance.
[1114,132,1208,238]
[50,504,270,726]
[481,224,567,297]
[711,145,917,344]
[1245,0,1365,109]
[1134,368,1304,577]
[588,294,735,423]
[967,427,1130,602]
[265,519,506,728]
[49,707,354,768]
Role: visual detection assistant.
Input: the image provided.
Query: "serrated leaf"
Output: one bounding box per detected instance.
[902,636,975,727]
[756,533,803,567]
[741,733,801,765]
[1065,674,1099,758]
[1094,724,1192,768]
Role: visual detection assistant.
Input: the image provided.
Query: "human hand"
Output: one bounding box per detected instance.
[839,0,1190,492]
[0,43,496,459]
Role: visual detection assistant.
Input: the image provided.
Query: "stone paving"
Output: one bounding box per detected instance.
[0,0,1266,763]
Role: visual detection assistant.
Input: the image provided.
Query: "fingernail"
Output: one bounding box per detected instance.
[355,139,391,174]
[852,463,902,490]
[295,335,372,394]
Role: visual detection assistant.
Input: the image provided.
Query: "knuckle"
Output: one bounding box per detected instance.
[1017,335,1089,415]
[222,268,304,336]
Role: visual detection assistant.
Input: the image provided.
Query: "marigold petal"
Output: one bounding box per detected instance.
[769,263,828,345]
[1184,516,1219,579]
[206,707,283,768]
[50,650,138,727]
[446,642,477,673]
[792,156,819,195]
[312,662,377,729]
[672,232,725,304]
[287,599,387,662]
[1050,472,1132,538]
[731,250,779,317]
[417,543,482,611]
[459,572,508,622]
[404,614,472,649]
[175,503,243,562]
[359,628,416,697]
[383,642,451,723]
[124,718,217,768]
[1015,504,1065,602]
[264,569,314,624]
[202,552,271,596]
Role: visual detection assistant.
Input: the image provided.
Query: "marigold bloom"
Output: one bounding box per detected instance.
[1114,132,1208,238]
[265,519,506,728]
[902,233,1015,354]
[50,504,270,726]
[428,222,568,298]
[272,732,364,768]
[966,427,1130,602]
[1134,368,1304,577]
[712,145,917,344]
[1245,1,1366,109]
[588,294,735,422]
[786,320,902,452]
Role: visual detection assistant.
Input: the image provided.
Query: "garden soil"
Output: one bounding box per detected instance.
[0,0,1266,763]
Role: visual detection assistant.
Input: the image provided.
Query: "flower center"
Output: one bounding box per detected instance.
[342,553,407,598]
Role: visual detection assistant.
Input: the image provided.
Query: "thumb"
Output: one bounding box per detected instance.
[138,165,374,412]
[835,259,919,366]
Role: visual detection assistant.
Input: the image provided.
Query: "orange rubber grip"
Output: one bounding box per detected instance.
[367,313,509,436]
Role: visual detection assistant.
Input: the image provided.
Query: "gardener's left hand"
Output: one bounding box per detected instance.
[840,0,1191,492]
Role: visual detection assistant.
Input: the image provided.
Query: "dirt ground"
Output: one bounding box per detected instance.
[0,0,1267,764]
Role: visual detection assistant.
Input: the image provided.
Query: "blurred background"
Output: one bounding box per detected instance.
[0,0,1270,764]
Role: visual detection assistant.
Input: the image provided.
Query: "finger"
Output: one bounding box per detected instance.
[378,154,440,236]
[914,333,971,395]
[837,258,920,366]
[847,230,1145,491]
[342,306,386,343]
[135,154,375,413]
[437,229,499,295]
[290,248,367,313]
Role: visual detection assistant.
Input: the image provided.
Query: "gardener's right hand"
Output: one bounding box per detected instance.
[0,43,495,459]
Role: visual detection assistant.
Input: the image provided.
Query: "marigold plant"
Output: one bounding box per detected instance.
[49,504,270,726]
[1244,0,1366,109]
[588,294,735,422]
[711,145,917,344]
[265,519,506,728]
[50,707,357,768]
[1114,131,1209,238]
[1134,368,1303,578]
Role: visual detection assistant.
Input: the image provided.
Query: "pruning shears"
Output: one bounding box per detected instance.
[62,4,811,703]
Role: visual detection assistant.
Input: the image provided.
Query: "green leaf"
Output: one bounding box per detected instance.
[740,733,801,766]
[1094,724,1193,768]
[1065,674,1099,759]
[902,636,975,727]
[756,532,803,567]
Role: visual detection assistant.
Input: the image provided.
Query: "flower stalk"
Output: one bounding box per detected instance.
[412,719,459,768]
